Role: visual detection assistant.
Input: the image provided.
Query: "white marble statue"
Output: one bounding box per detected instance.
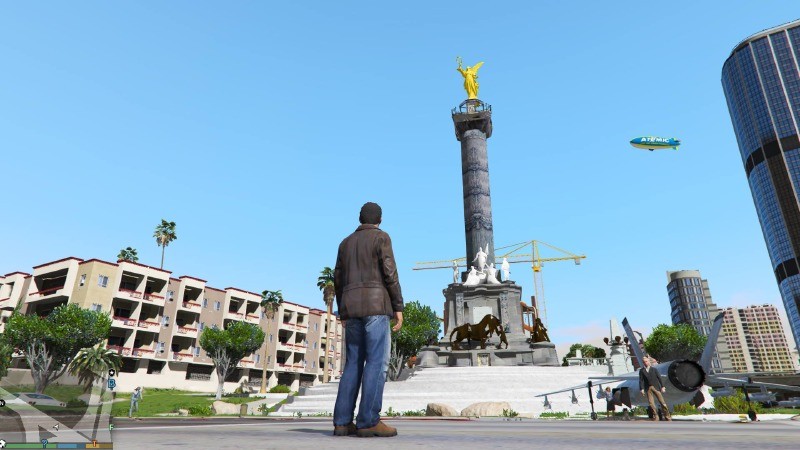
[501,257,510,281]
[464,266,481,286]
[472,246,488,272]
[452,260,459,284]
[486,263,501,284]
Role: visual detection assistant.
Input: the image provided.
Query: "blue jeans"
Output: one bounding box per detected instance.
[333,315,390,429]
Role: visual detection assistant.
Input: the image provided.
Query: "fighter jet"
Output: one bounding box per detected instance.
[536,313,800,419]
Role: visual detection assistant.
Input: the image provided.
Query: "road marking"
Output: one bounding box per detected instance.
[114,421,329,431]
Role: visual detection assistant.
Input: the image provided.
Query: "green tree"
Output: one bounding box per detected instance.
[200,320,265,400]
[388,301,440,381]
[258,289,283,393]
[644,323,706,362]
[4,304,112,393]
[0,333,13,379]
[68,344,122,392]
[153,219,177,269]
[117,247,139,262]
[561,343,607,366]
[317,267,335,383]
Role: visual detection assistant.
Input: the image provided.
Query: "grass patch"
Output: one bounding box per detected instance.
[111,389,215,417]
[2,384,86,403]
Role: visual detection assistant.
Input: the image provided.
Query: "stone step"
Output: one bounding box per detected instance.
[275,366,612,417]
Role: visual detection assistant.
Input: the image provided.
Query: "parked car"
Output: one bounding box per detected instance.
[13,393,66,407]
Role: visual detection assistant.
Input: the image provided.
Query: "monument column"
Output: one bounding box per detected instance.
[453,100,494,276]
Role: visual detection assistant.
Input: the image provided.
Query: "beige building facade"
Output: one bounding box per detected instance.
[2,256,343,392]
[722,304,798,374]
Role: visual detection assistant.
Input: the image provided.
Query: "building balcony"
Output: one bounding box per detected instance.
[131,347,156,359]
[176,326,199,338]
[281,322,308,333]
[0,297,14,309]
[27,285,66,301]
[118,289,167,305]
[108,345,132,357]
[137,320,161,332]
[239,359,255,368]
[286,343,307,353]
[277,363,304,373]
[226,311,245,321]
[245,313,260,324]
[112,316,138,328]
[181,301,202,313]
[172,352,194,362]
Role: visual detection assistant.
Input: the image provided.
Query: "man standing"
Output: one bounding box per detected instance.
[639,357,671,421]
[128,387,143,418]
[332,202,404,438]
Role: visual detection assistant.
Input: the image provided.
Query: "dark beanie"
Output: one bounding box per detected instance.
[359,202,382,224]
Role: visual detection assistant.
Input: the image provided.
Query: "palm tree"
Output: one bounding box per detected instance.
[317,267,335,383]
[117,247,139,262]
[153,219,177,269]
[259,289,284,393]
[68,344,122,393]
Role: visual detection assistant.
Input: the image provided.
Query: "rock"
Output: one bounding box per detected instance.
[211,401,240,415]
[426,403,459,417]
[460,401,511,417]
[177,409,189,417]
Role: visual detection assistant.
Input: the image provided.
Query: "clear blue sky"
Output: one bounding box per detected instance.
[2,2,799,356]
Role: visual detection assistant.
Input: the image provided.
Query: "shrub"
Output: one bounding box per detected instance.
[713,392,762,414]
[501,408,519,418]
[66,399,87,408]
[269,385,292,394]
[383,406,401,417]
[672,403,700,415]
[188,405,212,416]
[401,409,426,416]
[539,411,569,419]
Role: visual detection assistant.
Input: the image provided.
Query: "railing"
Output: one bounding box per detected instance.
[227,311,244,319]
[277,363,304,373]
[144,293,164,301]
[118,288,144,299]
[246,314,260,321]
[28,286,65,298]
[132,348,155,357]
[112,316,137,327]
[177,326,198,335]
[188,373,211,381]
[137,320,161,330]
[565,357,610,367]
[173,352,194,361]
[108,345,132,356]
[281,322,308,333]
[240,359,255,367]
[182,301,201,311]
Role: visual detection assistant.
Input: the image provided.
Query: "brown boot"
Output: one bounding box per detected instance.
[356,420,397,437]
[333,423,357,436]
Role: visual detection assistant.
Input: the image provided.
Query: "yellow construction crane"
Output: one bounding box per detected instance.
[413,240,585,328]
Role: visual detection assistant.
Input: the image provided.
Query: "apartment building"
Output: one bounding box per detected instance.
[722,305,798,374]
[3,256,343,392]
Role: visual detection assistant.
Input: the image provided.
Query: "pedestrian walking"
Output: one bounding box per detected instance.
[128,386,143,418]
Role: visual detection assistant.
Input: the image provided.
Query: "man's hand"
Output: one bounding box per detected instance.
[391,312,403,332]
[640,390,645,396]
[661,387,666,393]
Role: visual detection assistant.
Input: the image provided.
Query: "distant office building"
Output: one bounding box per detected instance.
[722,304,798,373]
[666,270,733,372]
[0,257,343,392]
[721,19,800,352]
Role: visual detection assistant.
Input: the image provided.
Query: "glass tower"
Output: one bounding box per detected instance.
[721,20,800,352]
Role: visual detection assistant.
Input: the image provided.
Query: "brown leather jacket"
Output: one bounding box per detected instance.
[334,224,404,320]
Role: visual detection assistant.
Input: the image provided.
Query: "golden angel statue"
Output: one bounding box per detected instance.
[456,57,484,100]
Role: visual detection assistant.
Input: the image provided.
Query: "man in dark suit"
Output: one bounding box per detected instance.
[639,357,671,421]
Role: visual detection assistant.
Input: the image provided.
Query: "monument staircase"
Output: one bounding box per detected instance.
[274,365,610,417]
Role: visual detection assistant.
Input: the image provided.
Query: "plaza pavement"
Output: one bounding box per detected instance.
[107,416,800,449]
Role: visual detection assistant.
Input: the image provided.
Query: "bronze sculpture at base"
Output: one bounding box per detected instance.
[449,314,508,350]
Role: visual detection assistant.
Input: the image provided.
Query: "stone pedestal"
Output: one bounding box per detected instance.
[417,346,442,368]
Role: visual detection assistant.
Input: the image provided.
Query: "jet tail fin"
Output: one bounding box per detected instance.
[621,317,645,368]
[699,313,725,372]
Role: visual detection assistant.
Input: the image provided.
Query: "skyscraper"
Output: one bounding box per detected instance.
[666,270,732,372]
[722,304,798,373]
[721,19,800,352]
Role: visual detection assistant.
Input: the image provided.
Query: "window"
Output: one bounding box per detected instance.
[167,290,174,301]
[199,322,205,330]
[312,361,316,369]
[80,274,86,286]
[315,323,319,331]
[269,334,273,342]
[194,347,200,356]
[268,356,272,363]
[98,275,109,288]
[203,298,208,308]
[214,301,221,311]
[163,316,170,326]
[90,303,102,312]
[256,355,261,363]
[313,342,317,349]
